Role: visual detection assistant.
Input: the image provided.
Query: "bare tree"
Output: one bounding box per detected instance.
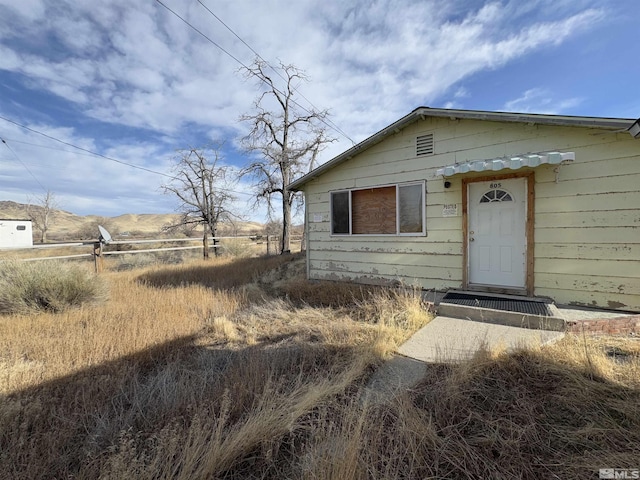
[75,217,118,241]
[26,190,57,243]
[162,220,200,238]
[162,145,237,259]
[241,59,333,254]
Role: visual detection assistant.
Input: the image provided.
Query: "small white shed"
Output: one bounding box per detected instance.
[0,219,33,248]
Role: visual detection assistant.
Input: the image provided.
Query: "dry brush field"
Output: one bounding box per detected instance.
[1,254,639,479]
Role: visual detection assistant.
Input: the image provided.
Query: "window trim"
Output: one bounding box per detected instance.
[330,189,351,235]
[330,181,426,237]
[397,182,427,236]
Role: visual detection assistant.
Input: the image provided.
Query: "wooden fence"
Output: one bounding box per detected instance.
[0,235,303,273]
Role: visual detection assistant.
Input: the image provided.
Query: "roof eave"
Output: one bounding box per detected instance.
[416,107,634,129]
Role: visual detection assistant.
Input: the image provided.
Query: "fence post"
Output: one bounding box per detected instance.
[93,242,103,273]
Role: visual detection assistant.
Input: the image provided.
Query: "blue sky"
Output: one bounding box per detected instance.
[0,0,638,220]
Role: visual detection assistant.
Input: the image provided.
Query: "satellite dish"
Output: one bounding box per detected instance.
[98,225,112,244]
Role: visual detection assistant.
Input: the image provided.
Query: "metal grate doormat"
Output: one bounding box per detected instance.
[441,292,551,316]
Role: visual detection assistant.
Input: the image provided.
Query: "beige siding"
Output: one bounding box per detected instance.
[303,117,640,311]
[532,133,640,310]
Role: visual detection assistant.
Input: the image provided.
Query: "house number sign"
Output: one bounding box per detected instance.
[442,204,458,217]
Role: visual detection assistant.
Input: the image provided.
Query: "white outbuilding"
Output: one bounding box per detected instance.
[0,219,33,248]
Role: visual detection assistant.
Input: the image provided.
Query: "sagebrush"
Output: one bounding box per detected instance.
[0,259,107,314]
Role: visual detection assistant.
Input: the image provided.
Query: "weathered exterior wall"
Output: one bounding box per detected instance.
[0,219,33,248]
[302,116,640,311]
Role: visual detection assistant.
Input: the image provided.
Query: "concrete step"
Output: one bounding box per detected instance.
[436,291,566,332]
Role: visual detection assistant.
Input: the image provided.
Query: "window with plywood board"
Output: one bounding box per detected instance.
[352,186,396,234]
[330,181,426,236]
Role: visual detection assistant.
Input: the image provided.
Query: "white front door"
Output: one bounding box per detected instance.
[468,177,527,289]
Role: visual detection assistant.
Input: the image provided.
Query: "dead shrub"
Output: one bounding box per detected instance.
[220,238,257,258]
[0,259,107,314]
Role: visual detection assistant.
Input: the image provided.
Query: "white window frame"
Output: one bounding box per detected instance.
[330,180,426,237]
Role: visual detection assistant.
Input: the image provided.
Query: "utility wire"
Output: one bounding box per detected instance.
[1,137,113,158]
[155,0,354,145]
[2,1,345,200]
[0,115,174,178]
[1,136,47,192]
[195,0,355,144]
[154,0,246,69]
[0,116,254,197]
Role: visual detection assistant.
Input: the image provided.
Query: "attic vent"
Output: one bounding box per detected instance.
[416,133,434,156]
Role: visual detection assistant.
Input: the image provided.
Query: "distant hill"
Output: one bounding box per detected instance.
[0,201,264,241]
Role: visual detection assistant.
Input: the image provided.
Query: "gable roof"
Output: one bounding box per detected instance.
[289,107,639,191]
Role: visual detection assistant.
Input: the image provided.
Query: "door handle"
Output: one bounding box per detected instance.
[470,237,475,242]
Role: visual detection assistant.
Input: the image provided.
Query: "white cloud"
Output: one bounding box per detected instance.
[1,2,605,132]
[0,0,46,23]
[0,0,616,219]
[0,119,173,214]
[454,87,470,99]
[504,87,582,114]
[297,2,604,152]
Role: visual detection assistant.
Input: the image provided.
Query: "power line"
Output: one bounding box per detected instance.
[154,0,246,67]
[1,137,47,192]
[155,0,355,145]
[0,114,174,178]
[0,137,111,158]
[0,115,255,198]
[195,0,355,144]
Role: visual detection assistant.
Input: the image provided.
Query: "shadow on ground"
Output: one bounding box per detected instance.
[136,254,297,291]
[0,329,369,480]
[2,320,639,479]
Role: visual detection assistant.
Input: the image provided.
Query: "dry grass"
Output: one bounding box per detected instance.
[0,245,90,260]
[355,336,640,479]
[0,269,244,395]
[0,254,638,479]
[138,254,289,290]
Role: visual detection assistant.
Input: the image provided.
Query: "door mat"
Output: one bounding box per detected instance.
[441,292,552,316]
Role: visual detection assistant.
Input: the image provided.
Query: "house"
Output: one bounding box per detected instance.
[0,219,33,248]
[289,108,640,312]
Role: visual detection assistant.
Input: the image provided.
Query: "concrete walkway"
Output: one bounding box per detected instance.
[399,315,563,363]
[363,315,564,404]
